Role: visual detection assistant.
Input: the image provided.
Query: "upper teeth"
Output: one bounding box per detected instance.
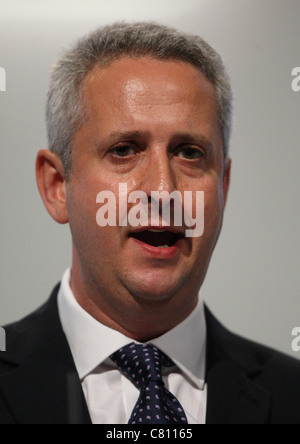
[148,229,168,233]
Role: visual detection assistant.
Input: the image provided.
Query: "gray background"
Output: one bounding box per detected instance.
[0,0,299,359]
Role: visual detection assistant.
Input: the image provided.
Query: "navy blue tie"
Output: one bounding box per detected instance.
[110,343,188,424]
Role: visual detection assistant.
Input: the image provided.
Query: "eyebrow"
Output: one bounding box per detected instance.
[106,130,151,142]
[103,130,214,151]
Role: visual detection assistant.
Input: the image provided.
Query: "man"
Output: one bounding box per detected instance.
[0,22,299,425]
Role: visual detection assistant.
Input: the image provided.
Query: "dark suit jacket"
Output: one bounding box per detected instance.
[0,284,300,424]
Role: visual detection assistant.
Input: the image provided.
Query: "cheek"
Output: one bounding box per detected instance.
[67,175,126,256]
[67,179,103,248]
[67,194,96,255]
[201,176,225,237]
[68,192,122,269]
[190,186,224,264]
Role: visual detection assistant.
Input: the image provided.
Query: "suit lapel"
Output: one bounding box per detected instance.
[0,288,92,424]
[206,361,271,424]
[205,307,272,424]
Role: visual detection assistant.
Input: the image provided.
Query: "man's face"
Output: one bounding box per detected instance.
[67,57,230,319]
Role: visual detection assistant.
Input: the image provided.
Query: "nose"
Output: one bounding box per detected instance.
[140,149,177,197]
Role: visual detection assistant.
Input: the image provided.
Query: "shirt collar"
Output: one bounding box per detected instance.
[58,268,206,390]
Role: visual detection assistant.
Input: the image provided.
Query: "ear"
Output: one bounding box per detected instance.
[36,149,69,224]
[223,157,232,208]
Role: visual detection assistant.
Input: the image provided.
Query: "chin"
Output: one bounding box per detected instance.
[123,271,184,303]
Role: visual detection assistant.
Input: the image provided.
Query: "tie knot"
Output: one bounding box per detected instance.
[110,343,174,390]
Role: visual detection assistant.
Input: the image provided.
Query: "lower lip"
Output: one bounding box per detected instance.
[130,237,183,259]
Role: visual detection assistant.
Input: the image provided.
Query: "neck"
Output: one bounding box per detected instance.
[69,265,199,342]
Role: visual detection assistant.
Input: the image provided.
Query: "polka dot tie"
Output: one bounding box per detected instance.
[110,343,188,424]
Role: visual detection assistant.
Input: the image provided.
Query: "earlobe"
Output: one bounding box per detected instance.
[36,149,69,224]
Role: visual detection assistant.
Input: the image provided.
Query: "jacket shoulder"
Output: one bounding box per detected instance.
[0,284,61,369]
[205,304,300,372]
[251,342,300,424]
[205,306,300,424]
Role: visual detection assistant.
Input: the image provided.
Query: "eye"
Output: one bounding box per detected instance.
[176,146,204,160]
[110,145,136,157]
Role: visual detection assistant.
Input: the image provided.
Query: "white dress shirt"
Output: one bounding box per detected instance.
[58,268,207,424]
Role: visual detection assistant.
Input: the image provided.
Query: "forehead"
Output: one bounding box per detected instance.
[81,57,220,141]
[83,57,216,108]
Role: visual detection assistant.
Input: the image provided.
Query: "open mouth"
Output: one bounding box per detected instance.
[129,229,184,249]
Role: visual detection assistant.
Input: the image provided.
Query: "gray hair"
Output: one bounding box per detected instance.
[46,22,233,179]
